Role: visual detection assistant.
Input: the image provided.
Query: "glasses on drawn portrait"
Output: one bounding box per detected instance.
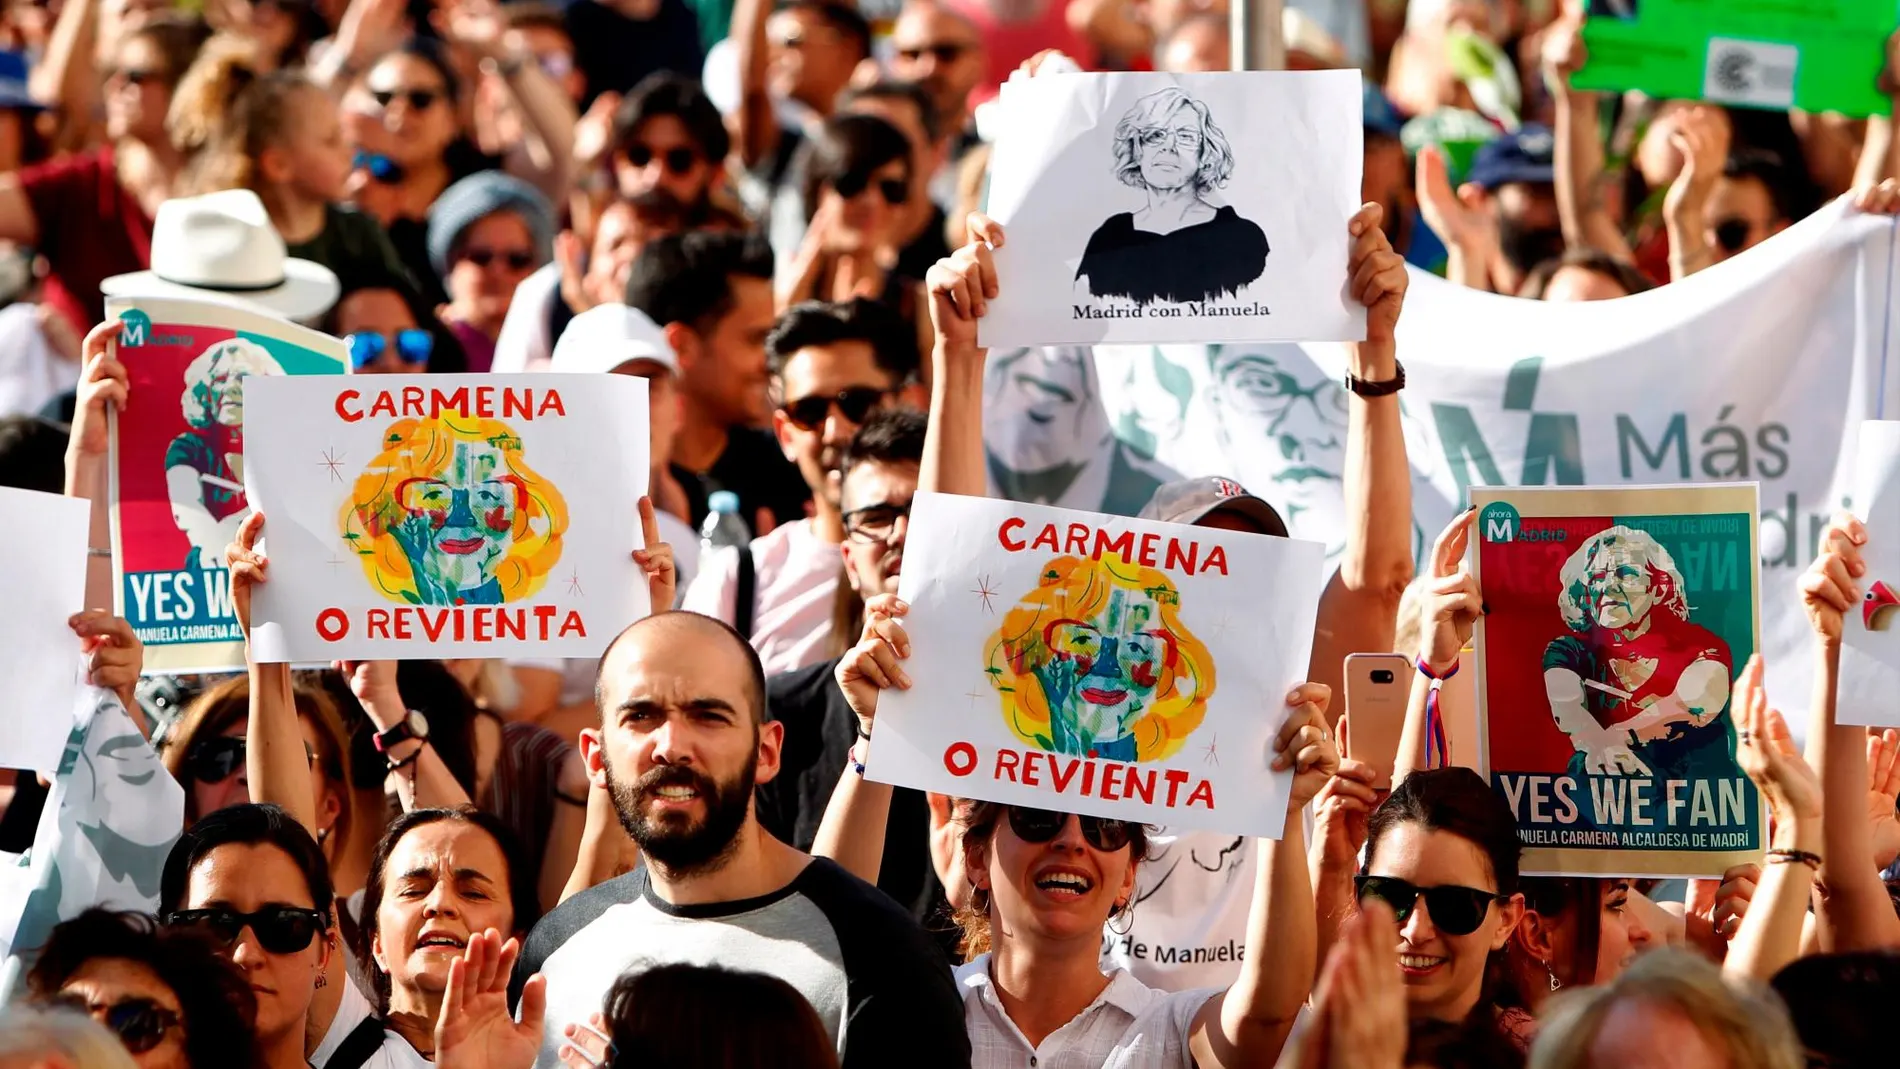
[625,144,700,176]
[1139,127,1203,153]
[1007,807,1135,852]
[1353,875,1506,936]
[185,735,316,784]
[841,500,910,544]
[165,905,330,954]
[781,386,886,430]
[51,996,182,1054]
[397,477,523,518]
[347,329,434,370]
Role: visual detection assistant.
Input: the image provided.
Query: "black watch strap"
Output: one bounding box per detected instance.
[374,715,422,754]
[1345,359,1405,398]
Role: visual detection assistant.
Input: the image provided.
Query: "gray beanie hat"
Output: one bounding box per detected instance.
[425,170,555,280]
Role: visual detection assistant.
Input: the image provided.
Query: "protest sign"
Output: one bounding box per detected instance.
[1469,484,1763,877]
[0,488,89,775]
[1839,420,1900,727]
[242,374,650,662]
[107,297,349,674]
[978,199,1900,728]
[1573,0,1894,117]
[867,491,1325,837]
[979,70,1364,348]
[0,688,183,996]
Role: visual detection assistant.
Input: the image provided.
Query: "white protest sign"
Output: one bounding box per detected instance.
[0,488,90,774]
[868,491,1325,838]
[979,200,1900,728]
[243,374,650,661]
[1839,420,1900,726]
[979,69,1365,348]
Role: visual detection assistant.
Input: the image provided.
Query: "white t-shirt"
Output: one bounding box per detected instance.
[309,973,429,1069]
[681,517,843,676]
[0,303,71,419]
[956,953,1217,1069]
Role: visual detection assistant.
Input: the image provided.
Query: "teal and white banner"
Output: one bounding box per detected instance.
[981,198,1900,719]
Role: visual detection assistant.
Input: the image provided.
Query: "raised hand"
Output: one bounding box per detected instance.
[1415,145,1500,258]
[1417,510,1481,675]
[225,511,268,636]
[434,0,506,57]
[1800,512,1866,643]
[834,594,911,733]
[1854,178,1900,216]
[1323,900,1405,1069]
[435,929,546,1069]
[1272,683,1339,812]
[1866,727,1900,870]
[1348,203,1407,345]
[1538,1,1586,86]
[571,91,623,173]
[1734,655,1823,829]
[633,496,676,613]
[71,610,143,712]
[1310,756,1377,872]
[926,214,1005,358]
[69,324,130,461]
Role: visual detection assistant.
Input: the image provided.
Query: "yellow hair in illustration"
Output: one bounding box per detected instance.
[341,415,568,605]
[985,552,1214,763]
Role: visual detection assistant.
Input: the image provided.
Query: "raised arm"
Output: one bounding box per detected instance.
[810,595,911,882]
[1414,146,1500,292]
[729,0,779,170]
[1393,510,1478,783]
[1543,5,1635,263]
[920,215,1003,497]
[27,0,100,159]
[1661,107,1729,281]
[1193,686,1338,1069]
[1855,32,1900,190]
[1308,204,1415,704]
[227,512,323,835]
[438,0,578,197]
[1723,656,1823,982]
[65,325,127,610]
[1800,513,1900,950]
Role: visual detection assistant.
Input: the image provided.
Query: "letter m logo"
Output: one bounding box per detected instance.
[1479,502,1521,544]
[117,310,151,348]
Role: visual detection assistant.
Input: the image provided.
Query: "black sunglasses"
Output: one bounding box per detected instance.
[1353,875,1504,936]
[1713,218,1754,254]
[781,386,886,430]
[833,171,910,205]
[166,905,330,954]
[53,996,181,1054]
[113,67,166,87]
[184,736,316,784]
[461,247,536,271]
[371,87,441,111]
[1007,807,1134,852]
[626,144,699,175]
[897,43,970,63]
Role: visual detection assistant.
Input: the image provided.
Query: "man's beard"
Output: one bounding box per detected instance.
[604,751,757,875]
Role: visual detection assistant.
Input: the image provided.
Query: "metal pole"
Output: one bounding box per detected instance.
[1230,0,1286,71]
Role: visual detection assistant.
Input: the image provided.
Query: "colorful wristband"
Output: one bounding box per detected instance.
[1415,655,1460,681]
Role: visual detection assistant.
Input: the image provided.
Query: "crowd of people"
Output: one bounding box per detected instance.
[1,0,1900,1066]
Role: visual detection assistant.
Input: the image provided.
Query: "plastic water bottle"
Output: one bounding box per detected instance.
[700,490,751,556]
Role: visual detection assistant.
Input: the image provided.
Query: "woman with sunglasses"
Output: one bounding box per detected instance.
[27,908,263,1069]
[426,170,555,372]
[814,594,1338,1068]
[781,114,923,317]
[328,285,446,374]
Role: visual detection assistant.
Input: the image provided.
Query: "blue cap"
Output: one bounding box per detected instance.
[1466,123,1556,191]
[0,51,43,112]
[708,490,741,515]
[1362,82,1404,140]
[425,170,554,280]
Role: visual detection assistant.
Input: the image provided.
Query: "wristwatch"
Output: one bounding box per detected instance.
[1344,360,1405,398]
[373,709,431,754]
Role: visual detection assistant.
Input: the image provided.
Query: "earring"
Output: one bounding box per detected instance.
[1107,899,1135,936]
[315,972,328,989]
[1546,962,1562,992]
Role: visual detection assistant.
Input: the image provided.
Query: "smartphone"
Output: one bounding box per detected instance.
[1432,646,1480,772]
[1344,653,1411,791]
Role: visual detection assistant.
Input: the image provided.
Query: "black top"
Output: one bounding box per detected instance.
[1077,204,1269,306]
[287,204,416,298]
[670,427,812,537]
[759,656,955,954]
[564,0,704,107]
[511,858,971,1069]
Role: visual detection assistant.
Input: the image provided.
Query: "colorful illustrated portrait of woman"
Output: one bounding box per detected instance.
[986,552,1215,762]
[1076,86,1269,307]
[166,338,284,569]
[341,415,568,606]
[1542,525,1734,784]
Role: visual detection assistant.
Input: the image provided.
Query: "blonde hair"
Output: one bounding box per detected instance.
[181,338,283,428]
[341,415,568,605]
[985,551,1214,762]
[170,32,323,194]
[0,1005,140,1069]
[1529,948,1803,1069]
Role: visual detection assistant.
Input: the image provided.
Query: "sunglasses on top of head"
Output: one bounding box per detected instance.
[52,996,182,1054]
[347,328,435,370]
[832,170,910,205]
[1007,807,1135,852]
[185,735,315,785]
[625,144,699,176]
[1353,875,1505,936]
[780,386,886,430]
[166,905,330,954]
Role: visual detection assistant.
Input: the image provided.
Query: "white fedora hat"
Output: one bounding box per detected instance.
[101,189,340,322]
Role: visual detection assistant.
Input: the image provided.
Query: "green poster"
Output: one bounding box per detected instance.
[1573,0,1898,117]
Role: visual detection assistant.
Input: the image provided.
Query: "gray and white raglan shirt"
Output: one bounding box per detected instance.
[511,857,972,1069]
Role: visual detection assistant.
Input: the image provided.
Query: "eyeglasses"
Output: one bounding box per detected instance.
[625,144,699,176]
[832,170,910,205]
[397,476,522,516]
[52,996,181,1054]
[352,150,406,185]
[184,736,316,784]
[1353,875,1505,936]
[841,500,910,544]
[1007,807,1135,852]
[166,905,330,954]
[460,246,537,271]
[1713,218,1754,254]
[1139,128,1203,153]
[371,87,442,111]
[781,386,886,430]
[896,42,971,64]
[347,329,435,370]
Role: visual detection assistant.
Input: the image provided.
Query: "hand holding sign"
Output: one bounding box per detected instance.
[1419,509,1481,675]
[1800,512,1866,644]
[72,326,130,461]
[1273,684,1340,813]
[226,510,268,636]
[835,594,913,735]
[1349,204,1407,346]
[927,214,1004,360]
[71,610,144,715]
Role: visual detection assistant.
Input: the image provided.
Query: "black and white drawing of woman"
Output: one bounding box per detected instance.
[1075,86,1270,307]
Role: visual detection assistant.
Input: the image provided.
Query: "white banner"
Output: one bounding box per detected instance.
[981,200,1900,721]
[1841,420,1900,726]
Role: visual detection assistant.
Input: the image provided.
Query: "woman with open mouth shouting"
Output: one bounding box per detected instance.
[812,594,1339,1068]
